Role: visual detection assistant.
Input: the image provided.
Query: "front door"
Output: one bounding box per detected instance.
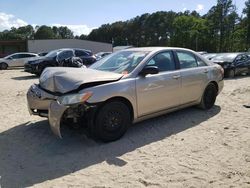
[136,51,181,117]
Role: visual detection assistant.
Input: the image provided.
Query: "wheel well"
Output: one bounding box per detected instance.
[0,62,8,69]
[104,97,134,121]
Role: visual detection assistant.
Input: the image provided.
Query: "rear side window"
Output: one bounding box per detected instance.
[197,56,207,67]
[75,50,88,57]
[26,54,37,58]
[146,51,175,72]
[176,51,198,69]
[20,54,36,58]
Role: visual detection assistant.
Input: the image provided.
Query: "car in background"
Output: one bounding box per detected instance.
[203,53,218,60]
[210,53,250,78]
[0,52,39,70]
[197,51,208,55]
[27,47,224,142]
[38,52,48,57]
[25,48,96,75]
[95,52,112,60]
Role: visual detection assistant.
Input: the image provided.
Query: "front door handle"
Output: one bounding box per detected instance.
[172,75,181,79]
[203,69,208,73]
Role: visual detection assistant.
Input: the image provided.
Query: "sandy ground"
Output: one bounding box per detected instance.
[0,69,250,188]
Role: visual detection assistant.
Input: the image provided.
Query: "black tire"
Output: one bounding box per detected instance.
[200,83,218,110]
[37,65,46,76]
[93,101,131,142]
[0,62,8,70]
[227,69,235,78]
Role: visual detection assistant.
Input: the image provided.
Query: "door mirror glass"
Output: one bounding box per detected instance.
[140,66,159,76]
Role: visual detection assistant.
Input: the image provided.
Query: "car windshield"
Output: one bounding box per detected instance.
[45,50,62,58]
[4,54,14,59]
[90,50,149,74]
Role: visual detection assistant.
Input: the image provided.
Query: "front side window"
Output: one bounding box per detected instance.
[146,51,175,72]
[177,51,198,69]
[8,54,20,59]
[90,51,149,74]
[57,50,74,61]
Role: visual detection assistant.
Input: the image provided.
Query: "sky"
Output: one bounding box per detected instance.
[0,0,246,36]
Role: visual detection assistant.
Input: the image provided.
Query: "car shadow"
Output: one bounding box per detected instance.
[0,106,221,188]
[11,75,38,81]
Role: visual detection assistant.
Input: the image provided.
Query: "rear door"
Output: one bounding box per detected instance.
[175,51,209,105]
[136,51,181,116]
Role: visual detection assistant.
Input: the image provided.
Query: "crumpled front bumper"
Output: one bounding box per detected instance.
[27,84,69,138]
[49,101,69,138]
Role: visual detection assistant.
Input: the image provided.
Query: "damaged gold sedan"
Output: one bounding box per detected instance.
[27,47,224,142]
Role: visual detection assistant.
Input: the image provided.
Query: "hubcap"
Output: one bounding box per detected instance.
[103,111,122,132]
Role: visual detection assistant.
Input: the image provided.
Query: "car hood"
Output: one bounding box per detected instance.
[0,58,7,62]
[213,61,231,65]
[39,67,123,94]
[28,57,53,64]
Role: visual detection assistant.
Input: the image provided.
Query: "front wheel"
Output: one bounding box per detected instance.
[0,63,8,70]
[199,83,218,110]
[227,69,235,78]
[92,101,131,142]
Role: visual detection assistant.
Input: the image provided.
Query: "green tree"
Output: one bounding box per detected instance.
[243,0,250,49]
[52,26,74,39]
[34,25,56,39]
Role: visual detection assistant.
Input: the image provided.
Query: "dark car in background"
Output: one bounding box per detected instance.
[95,52,112,60]
[38,52,48,57]
[211,53,250,78]
[25,48,96,75]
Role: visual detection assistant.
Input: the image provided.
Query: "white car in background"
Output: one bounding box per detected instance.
[0,52,39,69]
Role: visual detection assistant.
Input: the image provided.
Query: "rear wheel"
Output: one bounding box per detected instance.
[92,101,131,142]
[200,83,217,110]
[0,63,8,70]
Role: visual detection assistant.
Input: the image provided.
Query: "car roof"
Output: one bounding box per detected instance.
[124,47,196,53]
[54,48,91,53]
[12,52,38,55]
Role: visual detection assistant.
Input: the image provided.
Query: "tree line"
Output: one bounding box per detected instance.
[0,0,250,52]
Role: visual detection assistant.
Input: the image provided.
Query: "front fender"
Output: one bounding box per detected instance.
[48,101,69,138]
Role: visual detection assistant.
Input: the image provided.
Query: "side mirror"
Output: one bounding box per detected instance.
[7,56,13,60]
[139,66,159,76]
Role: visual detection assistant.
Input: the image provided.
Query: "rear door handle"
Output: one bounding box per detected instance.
[172,75,181,79]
